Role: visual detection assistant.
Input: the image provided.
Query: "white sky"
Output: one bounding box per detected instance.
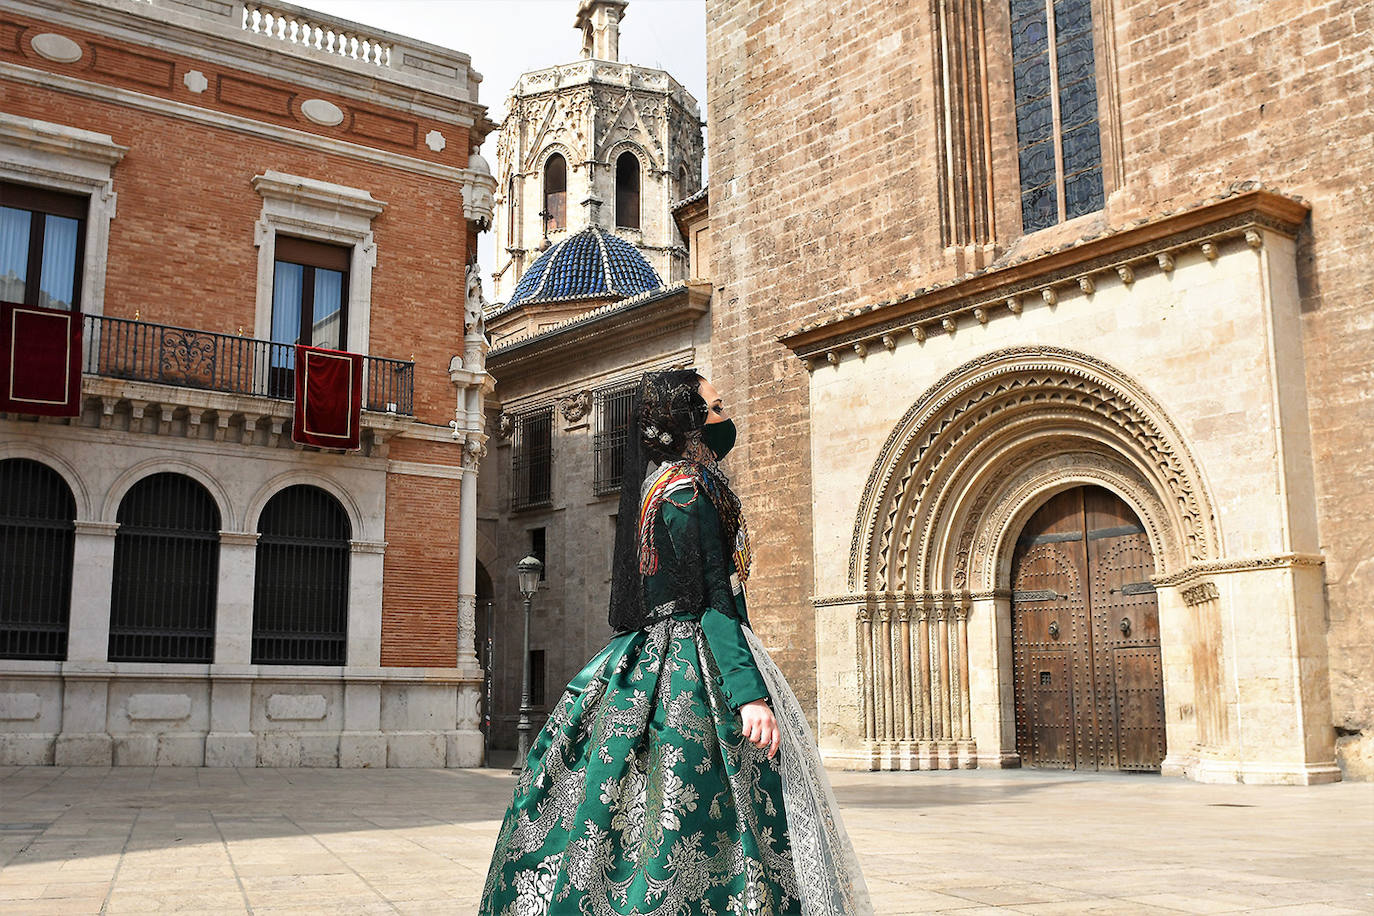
[303,0,707,279]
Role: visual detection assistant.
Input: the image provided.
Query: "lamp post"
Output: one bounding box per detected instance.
[512,555,543,774]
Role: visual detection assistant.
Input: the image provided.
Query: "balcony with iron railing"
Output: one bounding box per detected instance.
[84,314,414,416]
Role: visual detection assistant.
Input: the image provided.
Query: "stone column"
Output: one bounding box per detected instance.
[340,539,387,767]
[205,531,258,767]
[347,540,386,668]
[55,520,118,766]
[448,438,484,766]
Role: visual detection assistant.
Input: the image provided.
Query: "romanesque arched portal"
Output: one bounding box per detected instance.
[843,346,1220,770]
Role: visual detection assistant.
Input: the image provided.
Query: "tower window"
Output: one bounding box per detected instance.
[543,154,567,232]
[1010,0,1104,232]
[615,151,640,230]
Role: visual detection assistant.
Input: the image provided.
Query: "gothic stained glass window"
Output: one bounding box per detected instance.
[1011,0,1105,232]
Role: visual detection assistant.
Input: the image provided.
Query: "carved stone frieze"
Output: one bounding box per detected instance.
[849,347,1218,594]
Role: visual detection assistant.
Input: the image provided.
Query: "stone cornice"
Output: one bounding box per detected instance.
[487,282,710,372]
[252,170,385,218]
[1153,552,1325,588]
[780,189,1310,365]
[509,59,700,117]
[0,111,127,164]
[8,0,485,125]
[0,61,487,186]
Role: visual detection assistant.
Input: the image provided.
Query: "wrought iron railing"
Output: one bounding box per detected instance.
[83,314,414,416]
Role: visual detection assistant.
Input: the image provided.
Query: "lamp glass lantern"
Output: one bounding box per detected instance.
[517,555,543,598]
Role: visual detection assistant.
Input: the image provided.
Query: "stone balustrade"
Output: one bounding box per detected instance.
[241,2,392,67]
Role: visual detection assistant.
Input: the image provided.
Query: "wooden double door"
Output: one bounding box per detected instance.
[1010,485,1166,771]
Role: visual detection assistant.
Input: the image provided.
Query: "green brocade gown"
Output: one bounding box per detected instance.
[479,476,872,916]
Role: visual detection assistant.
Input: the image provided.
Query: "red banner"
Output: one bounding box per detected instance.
[292,345,363,450]
[0,303,82,417]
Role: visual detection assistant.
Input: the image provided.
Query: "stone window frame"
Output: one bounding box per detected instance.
[251,171,384,358]
[0,114,127,318]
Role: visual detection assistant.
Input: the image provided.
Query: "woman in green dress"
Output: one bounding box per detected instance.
[479,369,871,916]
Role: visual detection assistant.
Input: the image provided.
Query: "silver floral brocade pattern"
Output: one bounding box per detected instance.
[479,618,826,915]
[742,627,874,916]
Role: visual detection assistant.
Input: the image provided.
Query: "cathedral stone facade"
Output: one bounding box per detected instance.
[705,0,1372,781]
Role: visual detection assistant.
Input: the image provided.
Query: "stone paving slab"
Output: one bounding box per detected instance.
[0,764,1370,914]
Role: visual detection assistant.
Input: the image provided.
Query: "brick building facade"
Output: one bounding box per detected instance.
[705,0,1372,780]
[0,0,497,767]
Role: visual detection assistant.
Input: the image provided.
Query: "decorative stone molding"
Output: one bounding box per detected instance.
[251,170,383,358]
[847,346,1219,593]
[1154,553,1325,588]
[300,98,345,126]
[496,413,514,440]
[0,114,127,319]
[782,189,1310,369]
[30,32,83,63]
[558,390,592,424]
[350,539,388,555]
[183,69,208,93]
[72,379,409,458]
[72,520,120,537]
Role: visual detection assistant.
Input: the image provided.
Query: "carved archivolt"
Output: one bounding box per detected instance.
[849,346,1219,593]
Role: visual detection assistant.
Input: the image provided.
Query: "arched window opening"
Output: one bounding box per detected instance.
[616,151,641,229]
[543,154,567,232]
[507,175,517,242]
[678,165,689,201]
[0,458,76,659]
[1010,0,1104,232]
[252,485,351,665]
[109,473,220,663]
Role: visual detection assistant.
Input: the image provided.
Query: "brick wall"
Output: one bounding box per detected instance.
[381,438,464,667]
[3,9,481,672]
[0,10,471,427]
[706,0,1374,750]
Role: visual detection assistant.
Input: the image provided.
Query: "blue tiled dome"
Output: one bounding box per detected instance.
[507,227,662,307]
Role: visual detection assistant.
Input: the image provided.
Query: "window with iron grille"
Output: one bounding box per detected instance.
[511,406,554,511]
[108,474,220,663]
[593,383,636,495]
[0,459,75,660]
[252,485,351,666]
[1010,0,1104,232]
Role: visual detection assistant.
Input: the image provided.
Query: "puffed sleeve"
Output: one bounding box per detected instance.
[660,484,770,712]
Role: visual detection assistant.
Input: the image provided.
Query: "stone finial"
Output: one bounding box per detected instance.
[576,0,629,61]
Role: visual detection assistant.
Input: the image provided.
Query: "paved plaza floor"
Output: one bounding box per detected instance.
[0,762,1370,915]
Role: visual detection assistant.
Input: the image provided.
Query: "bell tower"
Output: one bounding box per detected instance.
[490,0,704,304]
[577,0,628,62]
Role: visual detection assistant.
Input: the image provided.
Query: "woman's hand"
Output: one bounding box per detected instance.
[739,699,779,759]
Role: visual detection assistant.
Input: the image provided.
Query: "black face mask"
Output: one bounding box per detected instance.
[702,418,736,460]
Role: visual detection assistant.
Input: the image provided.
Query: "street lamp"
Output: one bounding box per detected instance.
[512,555,543,774]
